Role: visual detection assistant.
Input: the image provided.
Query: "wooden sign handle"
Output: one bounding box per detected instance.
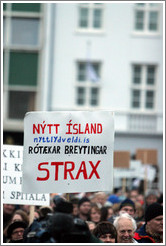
[122,177,126,194]
[66,193,70,202]
[144,152,148,195]
[29,205,35,225]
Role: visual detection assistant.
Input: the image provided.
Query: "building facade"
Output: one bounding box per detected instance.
[3,2,164,191]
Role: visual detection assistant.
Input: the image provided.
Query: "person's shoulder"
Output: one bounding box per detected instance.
[136,223,146,234]
[134,231,155,243]
[89,234,103,243]
[108,215,117,224]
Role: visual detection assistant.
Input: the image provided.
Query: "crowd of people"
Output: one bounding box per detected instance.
[3,188,163,243]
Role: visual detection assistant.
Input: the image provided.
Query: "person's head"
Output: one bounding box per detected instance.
[85,192,96,199]
[93,221,117,243]
[134,202,144,219]
[119,199,135,217]
[136,194,144,205]
[70,197,79,216]
[7,220,27,242]
[89,205,101,224]
[48,212,99,243]
[11,209,29,225]
[107,207,114,219]
[38,206,53,219]
[145,202,163,235]
[100,206,114,221]
[3,204,15,215]
[93,192,107,207]
[48,212,74,242]
[54,198,73,214]
[113,213,137,243]
[112,203,120,215]
[52,195,67,211]
[78,197,91,216]
[50,193,60,209]
[145,190,158,206]
[129,189,139,203]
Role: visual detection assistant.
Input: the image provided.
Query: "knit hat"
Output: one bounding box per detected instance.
[119,198,135,211]
[7,220,27,238]
[78,197,90,207]
[53,195,64,206]
[145,202,163,222]
[54,200,73,214]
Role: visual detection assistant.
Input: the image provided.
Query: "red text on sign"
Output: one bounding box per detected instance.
[36,160,101,181]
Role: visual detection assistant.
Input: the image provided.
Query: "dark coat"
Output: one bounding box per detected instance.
[134,224,155,243]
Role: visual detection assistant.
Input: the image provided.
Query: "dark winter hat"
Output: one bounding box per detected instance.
[53,195,65,205]
[39,206,53,218]
[54,200,73,214]
[7,220,27,238]
[78,197,90,207]
[145,202,163,222]
[119,198,136,211]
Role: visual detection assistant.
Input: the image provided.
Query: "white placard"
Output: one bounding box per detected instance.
[3,145,50,205]
[114,160,142,178]
[140,165,156,182]
[114,160,156,182]
[22,111,114,193]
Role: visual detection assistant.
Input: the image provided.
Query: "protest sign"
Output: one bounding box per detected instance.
[22,111,114,193]
[114,160,142,178]
[114,160,156,181]
[3,145,50,205]
[140,165,156,182]
[114,151,130,168]
[136,149,158,165]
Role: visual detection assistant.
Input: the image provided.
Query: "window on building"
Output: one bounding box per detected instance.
[11,18,40,46]
[78,3,104,31]
[131,64,157,110]
[76,61,101,107]
[9,91,35,119]
[134,3,161,33]
[3,3,42,120]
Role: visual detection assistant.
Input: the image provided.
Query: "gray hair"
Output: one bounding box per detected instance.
[145,190,158,198]
[113,212,137,232]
